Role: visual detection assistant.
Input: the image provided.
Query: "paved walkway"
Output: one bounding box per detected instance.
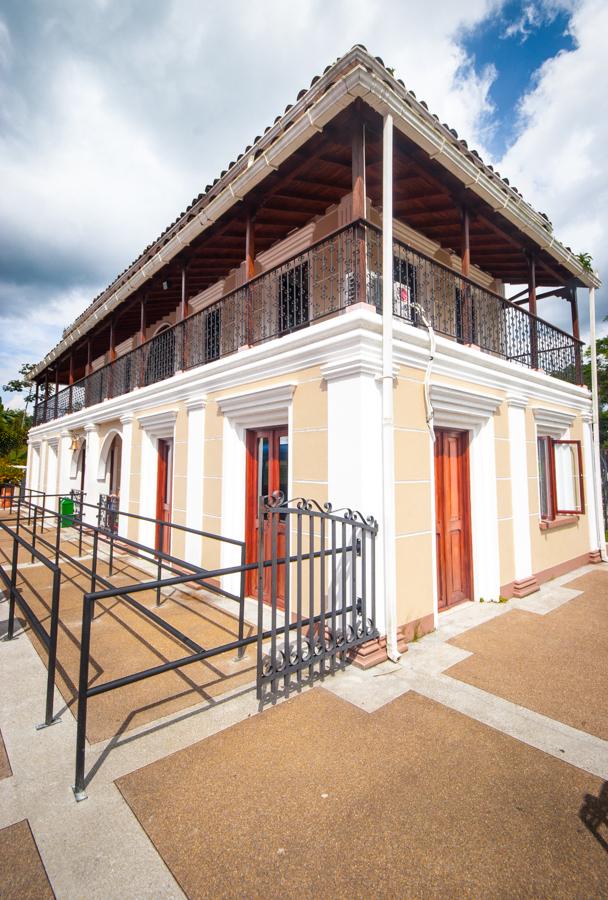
[0,561,607,897]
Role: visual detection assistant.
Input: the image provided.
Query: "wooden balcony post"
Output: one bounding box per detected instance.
[34,380,40,424]
[43,372,49,421]
[139,295,147,386]
[352,116,367,305]
[86,338,92,376]
[528,253,539,369]
[570,286,582,384]
[244,214,256,344]
[460,205,473,342]
[68,353,74,414]
[180,264,188,369]
[54,367,59,418]
[108,318,116,398]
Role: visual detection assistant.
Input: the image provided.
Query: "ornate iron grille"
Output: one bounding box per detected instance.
[257,494,378,703]
[98,493,119,534]
[391,234,582,381]
[32,221,582,425]
[278,261,310,333]
[144,326,177,386]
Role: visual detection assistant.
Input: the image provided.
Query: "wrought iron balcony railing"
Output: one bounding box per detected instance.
[33,221,583,425]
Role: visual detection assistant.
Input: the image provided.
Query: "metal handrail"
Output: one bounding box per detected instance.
[0,514,63,729]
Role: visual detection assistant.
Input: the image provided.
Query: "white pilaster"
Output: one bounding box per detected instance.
[82,423,101,524]
[381,110,398,657]
[58,431,73,497]
[45,438,59,499]
[118,414,134,538]
[582,414,600,556]
[323,358,385,633]
[184,397,206,566]
[506,394,536,594]
[27,441,41,492]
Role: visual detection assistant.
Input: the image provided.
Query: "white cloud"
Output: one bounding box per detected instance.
[3,0,604,399]
[0,0,501,400]
[499,0,608,337]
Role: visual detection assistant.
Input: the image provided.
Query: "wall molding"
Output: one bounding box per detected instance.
[137,409,177,440]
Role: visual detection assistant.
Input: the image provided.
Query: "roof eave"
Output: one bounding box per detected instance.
[32,47,600,377]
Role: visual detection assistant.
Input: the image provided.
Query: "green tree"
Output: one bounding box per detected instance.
[3,362,36,412]
[583,336,608,448]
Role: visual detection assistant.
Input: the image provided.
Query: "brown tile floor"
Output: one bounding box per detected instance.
[0,820,54,899]
[445,570,608,740]
[117,688,608,899]
[0,728,11,780]
[9,550,255,743]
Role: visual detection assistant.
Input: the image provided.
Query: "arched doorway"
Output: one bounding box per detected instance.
[76,441,86,494]
[107,434,122,497]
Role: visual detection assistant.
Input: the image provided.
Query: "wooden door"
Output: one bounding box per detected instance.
[155,439,173,554]
[245,427,288,606]
[435,429,472,609]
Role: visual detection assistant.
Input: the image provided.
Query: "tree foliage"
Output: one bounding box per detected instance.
[583,337,608,448]
[3,363,36,410]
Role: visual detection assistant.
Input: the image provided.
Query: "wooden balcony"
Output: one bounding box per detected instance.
[33,221,583,426]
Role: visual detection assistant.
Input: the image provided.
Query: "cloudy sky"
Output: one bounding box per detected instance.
[1,0,606,406]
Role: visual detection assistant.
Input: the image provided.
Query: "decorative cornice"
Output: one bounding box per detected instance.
[137,409,178,439]
[217,383,296,428]
[185,396,207,413]
[506,392,528,409]
[430,382,502,427]
[532,407,575,437]
[83,423,98,434]
[119,413,134,425]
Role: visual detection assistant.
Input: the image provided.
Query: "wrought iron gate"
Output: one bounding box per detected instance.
[256,494,378,701]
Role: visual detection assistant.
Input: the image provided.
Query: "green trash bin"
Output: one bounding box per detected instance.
[60,497,75,528]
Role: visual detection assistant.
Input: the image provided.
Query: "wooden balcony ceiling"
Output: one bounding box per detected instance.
[48,103,573,382]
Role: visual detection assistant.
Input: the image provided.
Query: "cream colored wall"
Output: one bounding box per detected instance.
[393,368,591,623]
[526,406,590,575]
[204,366,328,575]
[394,365,434,627]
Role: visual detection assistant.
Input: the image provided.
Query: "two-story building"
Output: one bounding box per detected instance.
[26,45,604,663]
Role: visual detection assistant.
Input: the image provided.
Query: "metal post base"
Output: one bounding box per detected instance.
[35,717,62,731]
[233,652,248,662]
[72,786,88,802]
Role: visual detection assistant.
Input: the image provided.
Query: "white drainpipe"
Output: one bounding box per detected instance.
[381,112,400,662]
[588,285,607,559]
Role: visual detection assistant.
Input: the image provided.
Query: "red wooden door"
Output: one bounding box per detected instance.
[155,438,173,554]
[435,429,472,609]
[245,427,288,606]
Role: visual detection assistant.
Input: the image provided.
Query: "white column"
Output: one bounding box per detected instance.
[45,438,59,498]
[118,414,134,538]
[27,440,40,491]
[323,359,385,632]
[506,394,537,595]
[469,417,501,602]
[582,413,600,557]
[588,286,606,558]
[381,110,399,659]
[185,397,206,566]
[58,430,73,497]
[83,423,101,524]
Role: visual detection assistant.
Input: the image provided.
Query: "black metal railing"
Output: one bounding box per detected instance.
[3,487,379,798]
[389,232,582,383]
[256,494,378,702]
[33,220,583,425]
